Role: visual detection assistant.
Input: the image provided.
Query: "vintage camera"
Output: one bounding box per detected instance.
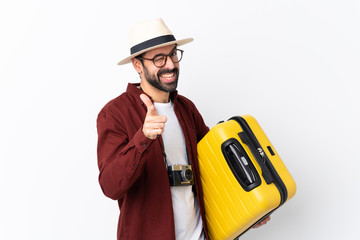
[167,165,194,186]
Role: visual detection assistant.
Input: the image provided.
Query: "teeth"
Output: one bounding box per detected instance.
[161,73,174,78]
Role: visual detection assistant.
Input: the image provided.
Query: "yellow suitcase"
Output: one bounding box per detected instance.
[198,115,296,240]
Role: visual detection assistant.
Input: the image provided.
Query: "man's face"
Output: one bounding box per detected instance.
[140,45,180,93]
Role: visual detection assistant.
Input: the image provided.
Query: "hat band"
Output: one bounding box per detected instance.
[130,35,176,55]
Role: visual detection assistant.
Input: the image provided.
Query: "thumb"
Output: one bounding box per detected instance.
[140,94,158,116]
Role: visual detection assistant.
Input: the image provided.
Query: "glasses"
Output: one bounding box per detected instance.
[139,49,184,68]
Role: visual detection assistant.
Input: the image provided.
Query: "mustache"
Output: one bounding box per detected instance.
[157,68,179,76]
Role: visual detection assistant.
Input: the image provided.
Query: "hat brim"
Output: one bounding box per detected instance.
[117,38,193,65]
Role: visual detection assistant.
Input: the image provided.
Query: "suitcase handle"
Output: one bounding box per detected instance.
[228,143,256,184]
[238,131,274,184]
[222,140,261,191]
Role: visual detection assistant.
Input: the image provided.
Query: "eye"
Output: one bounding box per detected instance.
[153,55,165,63]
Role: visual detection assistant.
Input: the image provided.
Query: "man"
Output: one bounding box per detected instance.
[97,18,269,240]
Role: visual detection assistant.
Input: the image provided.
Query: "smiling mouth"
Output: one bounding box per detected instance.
[161,72,175,79]
[157,67,179,84]
[159,71,178,84]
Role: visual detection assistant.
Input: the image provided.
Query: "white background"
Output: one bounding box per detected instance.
[1,0,359,239]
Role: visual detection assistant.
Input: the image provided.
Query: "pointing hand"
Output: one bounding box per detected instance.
[140,94,167,140]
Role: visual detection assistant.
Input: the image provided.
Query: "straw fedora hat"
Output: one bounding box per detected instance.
[117,18,193,65]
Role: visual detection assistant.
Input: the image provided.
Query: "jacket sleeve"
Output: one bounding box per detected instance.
[96,106,154,200]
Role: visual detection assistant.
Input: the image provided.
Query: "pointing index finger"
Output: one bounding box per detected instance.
[140,94,158,116]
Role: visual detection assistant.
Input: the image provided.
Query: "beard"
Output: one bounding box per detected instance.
[143,65,179,93]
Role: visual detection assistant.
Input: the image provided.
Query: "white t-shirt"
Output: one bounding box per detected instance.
[154,101,204,240]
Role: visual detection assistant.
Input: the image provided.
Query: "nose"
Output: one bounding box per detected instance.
[163,55,176,68]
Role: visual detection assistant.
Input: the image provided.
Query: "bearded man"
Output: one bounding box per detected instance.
[96,18,270,240]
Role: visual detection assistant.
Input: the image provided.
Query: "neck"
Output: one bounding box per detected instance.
[140,81,170,103]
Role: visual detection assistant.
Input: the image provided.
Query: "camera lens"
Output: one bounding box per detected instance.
[181,168,194,182]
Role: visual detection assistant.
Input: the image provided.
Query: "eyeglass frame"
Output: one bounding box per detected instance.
[137,49,184,68]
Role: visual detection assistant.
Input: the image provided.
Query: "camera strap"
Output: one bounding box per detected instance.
[160,138,191,167]
[160,139,169,169]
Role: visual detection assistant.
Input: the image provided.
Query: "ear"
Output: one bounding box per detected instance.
[132,58,143,74]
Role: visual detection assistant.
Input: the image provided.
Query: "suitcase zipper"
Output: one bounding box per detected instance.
[230,116,288,206]
[228,116,289,239]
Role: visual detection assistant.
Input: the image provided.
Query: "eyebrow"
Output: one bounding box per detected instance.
[152,46,178,58]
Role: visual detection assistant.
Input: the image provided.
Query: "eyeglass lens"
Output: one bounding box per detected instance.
[153,49,183,67]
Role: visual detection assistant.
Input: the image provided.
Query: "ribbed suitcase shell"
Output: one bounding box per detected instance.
[198,115,296,240]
